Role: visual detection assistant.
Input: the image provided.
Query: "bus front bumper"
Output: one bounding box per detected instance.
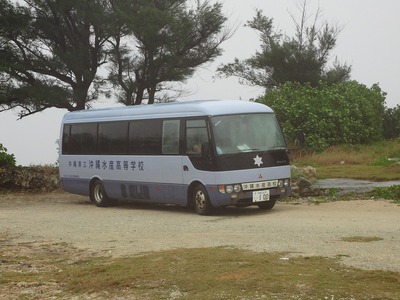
[206,185,291,207]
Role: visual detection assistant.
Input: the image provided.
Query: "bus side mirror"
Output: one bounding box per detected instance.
[201,142,210,158]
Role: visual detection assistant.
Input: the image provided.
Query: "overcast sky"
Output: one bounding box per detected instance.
[1,0,399,166]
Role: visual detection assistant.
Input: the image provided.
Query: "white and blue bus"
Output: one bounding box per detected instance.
[59,100,291,215]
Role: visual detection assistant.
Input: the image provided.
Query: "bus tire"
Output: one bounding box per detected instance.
[257,198,277,210]
[192,185,213,215]
[90,180,112,207]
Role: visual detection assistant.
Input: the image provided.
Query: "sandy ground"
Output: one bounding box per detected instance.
[1,190,400,272]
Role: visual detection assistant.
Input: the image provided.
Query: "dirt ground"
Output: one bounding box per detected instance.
[1,190,399,273]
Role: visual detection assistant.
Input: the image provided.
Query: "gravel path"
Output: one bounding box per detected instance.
[1,191,399,272]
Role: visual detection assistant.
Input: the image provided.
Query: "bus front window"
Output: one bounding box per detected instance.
[212,113,286,155]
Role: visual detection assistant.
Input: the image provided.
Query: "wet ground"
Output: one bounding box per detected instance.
[313,178,400,193]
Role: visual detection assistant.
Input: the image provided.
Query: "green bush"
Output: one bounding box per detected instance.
[0,143,16,167]
[257,81,386,151]
[383,105,400,139]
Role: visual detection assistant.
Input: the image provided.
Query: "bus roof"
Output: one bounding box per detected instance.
[61,100,274,123]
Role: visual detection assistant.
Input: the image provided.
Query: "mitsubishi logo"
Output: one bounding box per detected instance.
[253,155,263,167]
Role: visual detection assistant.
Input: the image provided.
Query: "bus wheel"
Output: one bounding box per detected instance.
[90,180,112,207]
[257,198,277,210]
[193,185,212,215]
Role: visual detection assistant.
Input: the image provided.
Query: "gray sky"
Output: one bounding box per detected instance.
[1,0,399,166]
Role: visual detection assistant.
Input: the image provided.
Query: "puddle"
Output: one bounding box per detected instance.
[313,178,400,193]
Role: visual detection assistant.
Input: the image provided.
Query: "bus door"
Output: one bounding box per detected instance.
[182,119,212,184]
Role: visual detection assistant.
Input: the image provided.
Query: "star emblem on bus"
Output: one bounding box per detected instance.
[253,155,263,167]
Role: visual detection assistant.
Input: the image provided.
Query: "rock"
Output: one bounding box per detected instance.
[302,166,317,183]
[297,177,312,189]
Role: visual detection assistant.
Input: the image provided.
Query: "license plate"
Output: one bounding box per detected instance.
[252,190,270,202]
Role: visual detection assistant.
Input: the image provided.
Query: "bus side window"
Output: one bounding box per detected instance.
[129,120,162,155]
[70,123,97,155]
[186,120,208,154]
[98,121,128,155]
[162,120,180,154]
[62,125,71,154]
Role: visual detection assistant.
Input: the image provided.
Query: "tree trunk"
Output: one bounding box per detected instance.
[72,86,88,111]
[147,85,156,104]
[135,87,144,105]
[124,91,134,106]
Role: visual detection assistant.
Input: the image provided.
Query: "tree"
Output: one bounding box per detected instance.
[0,0,231,116]
[217,0,351,90]
[108,0,231,105]
[0,0,112,118]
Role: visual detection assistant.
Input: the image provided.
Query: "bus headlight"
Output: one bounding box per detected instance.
[234,184,242,193]
[225,185,234,193]
[218,184,242,194]
[278,179,290,187]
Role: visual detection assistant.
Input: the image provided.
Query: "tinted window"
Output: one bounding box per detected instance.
[129,120,162,154]
[98,122,128,155]
[70,123,98,154]
[62,125,71,154]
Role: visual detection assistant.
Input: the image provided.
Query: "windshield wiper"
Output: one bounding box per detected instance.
[266,146,286,151]
[241,148,261,152]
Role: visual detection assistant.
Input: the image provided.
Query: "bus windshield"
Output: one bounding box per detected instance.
[212,113,286,155]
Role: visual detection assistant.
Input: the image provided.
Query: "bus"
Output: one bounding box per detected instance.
[59,100,291,215]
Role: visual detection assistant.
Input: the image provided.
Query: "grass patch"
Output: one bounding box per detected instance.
[1,243,400,299]
[371,157,400,166]
[315,164,400,181]
[341,236,384,243]
[291,139,400,180]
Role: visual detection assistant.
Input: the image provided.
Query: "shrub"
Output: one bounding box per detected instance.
[0,143,16,167]
[257,81,386,151]
[0,165,60,191]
